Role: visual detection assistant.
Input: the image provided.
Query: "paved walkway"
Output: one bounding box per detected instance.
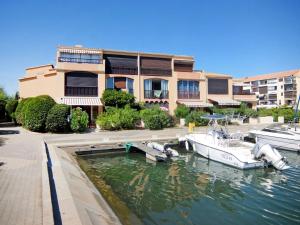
[0,127,45,225]
[0,123,268,225]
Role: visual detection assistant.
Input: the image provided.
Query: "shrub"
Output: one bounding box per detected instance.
[102,89,135,108]
[258,108,273,117]
[70,107,89,132]
[140,107,174,130]
[5,99,18,121]
[243,108,258,118]
[46,104,70,133]
[185,110,209,126]
[278,107,294,123]
[23,96,56,131]
[15,98,34,125]
[174,105,190,119]
[97,106,140,130]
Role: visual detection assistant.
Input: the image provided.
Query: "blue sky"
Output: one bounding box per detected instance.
[0,0,299,95]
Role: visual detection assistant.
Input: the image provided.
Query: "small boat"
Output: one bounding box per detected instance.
[184,114,289,170]
[249,123,300,152]
[146,142,179,157]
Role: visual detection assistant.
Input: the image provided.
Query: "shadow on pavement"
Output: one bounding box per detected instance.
[0,130,20,135]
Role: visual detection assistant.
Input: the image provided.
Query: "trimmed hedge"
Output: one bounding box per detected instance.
[70,107,89,132]
[15,98,34,125]
[23,96,56,132]
[97,106,140,130]
[46,104,70,133]
[140,107,174,130]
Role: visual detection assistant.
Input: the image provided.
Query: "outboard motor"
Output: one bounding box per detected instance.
[253,143,290,170]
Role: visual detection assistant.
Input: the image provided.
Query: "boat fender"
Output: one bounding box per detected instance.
[185,140,192,151]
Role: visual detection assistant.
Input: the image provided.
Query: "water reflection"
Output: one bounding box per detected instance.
[79,149,300,225]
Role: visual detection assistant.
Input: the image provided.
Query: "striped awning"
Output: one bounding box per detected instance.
[209,98,241,106]
[58,97,103,106]
[59,48,101,54]
[177,100,213,108]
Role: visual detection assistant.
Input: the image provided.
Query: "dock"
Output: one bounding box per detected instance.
[126,142,167,162]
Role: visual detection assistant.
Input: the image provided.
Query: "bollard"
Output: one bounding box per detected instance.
[188,122,195,133]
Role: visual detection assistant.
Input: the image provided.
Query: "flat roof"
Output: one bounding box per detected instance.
[26,64,54,70]
[243,69,300,82]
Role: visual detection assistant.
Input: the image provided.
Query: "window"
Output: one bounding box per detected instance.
[114,77,127,89]
[127,79,134,94]
[65,72,98,96]
[208,79,228,94]
[178,80,199,99]
[104,55,138,75]
[106,77,134,93]
[144,79,169,99]
[106,77,114,89]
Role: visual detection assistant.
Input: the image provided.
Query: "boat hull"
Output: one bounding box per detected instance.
[249,131,300,152]
[187,138,265,170]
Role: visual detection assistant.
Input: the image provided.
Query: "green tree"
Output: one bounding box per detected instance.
[102,89,135,108]
[5,99,18,122]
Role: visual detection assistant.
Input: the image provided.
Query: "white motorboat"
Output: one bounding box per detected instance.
[146,142,179,157]
[184,114,289,170]
[249,123,300,152]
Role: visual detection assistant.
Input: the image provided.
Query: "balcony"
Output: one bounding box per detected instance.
[108,66,138,75]
[58,57,102,64]
[178,91,200,99]
[141,68,172,76]
[144,90,169,99]
[284,77,294,84]
[284,92,297,99]
[65,86,98,97]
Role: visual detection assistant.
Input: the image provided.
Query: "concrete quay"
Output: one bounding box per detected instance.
[0,123,267,225]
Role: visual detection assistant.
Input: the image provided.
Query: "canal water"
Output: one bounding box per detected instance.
[78,149,300,225]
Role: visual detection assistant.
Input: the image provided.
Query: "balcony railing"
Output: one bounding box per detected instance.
[233,91,253,95]
[178,91,200,99]
[144,90,169,99]
[65,86,98,96]
[107,66,138,75]
[141,68,172,76]
[58,57,102,64]
[284,78,294,84]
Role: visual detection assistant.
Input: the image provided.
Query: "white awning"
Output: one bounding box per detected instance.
[177,100,213,108]
[58,97,103,106]
[209,98,241,106]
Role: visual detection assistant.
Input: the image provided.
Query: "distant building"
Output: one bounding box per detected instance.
[241,70,300,108]
[19,45,255,123]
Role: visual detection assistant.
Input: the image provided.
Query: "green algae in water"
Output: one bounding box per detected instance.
[78,150,300,225]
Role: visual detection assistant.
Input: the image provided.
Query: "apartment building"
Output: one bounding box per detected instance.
[242,70,300,108]
[19,45,252,121]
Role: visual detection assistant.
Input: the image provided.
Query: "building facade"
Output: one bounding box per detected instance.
[241,70,300,108]
[19,46,253,122]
